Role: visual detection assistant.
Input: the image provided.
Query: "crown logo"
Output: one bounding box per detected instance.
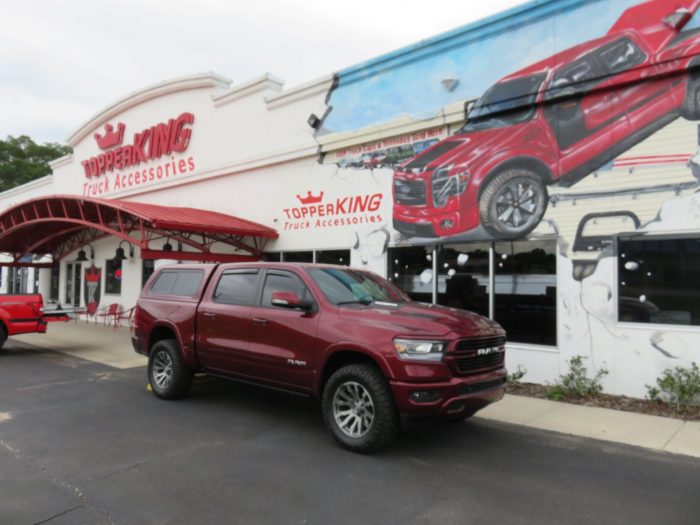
[94,122,126,150]
[85,265,101,283]
[296,191,324,205]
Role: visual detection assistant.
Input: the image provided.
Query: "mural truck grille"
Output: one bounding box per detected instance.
[394,179,426,205]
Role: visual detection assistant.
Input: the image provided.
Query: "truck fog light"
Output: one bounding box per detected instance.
[411,390,441,403]
[440,219,454,229]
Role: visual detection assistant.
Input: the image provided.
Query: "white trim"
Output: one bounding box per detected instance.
[49,154,73,170]
[265,74,335,109]
[66,72,232,146]
[212,73,285,107]
[506,342,559,353]
[0,175,53,200]
[616,321,700,334]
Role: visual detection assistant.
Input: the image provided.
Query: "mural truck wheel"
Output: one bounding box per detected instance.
[479,168,548,239]
[681,76,700,121]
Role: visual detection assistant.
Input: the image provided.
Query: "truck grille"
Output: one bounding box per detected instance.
[452,336,506,375]
[392,219,436,238]
[394,178,426,205]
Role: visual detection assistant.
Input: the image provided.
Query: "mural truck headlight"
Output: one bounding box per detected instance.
[431,166,469,208]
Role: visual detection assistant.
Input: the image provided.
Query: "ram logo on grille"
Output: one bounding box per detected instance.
[477,346,504,356]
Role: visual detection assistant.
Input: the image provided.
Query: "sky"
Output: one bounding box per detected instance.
[0,0,527,145]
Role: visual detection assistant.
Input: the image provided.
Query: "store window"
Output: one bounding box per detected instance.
[142,260,155,288]
[494,240,557,346]
[49,265,60,302]
[282,251,313,263]
[315,250,350,266]
[436,243,491,318]
[105,259,122,295]
[262,252,282,262]
[387,246,434,303]
[618,236,700,326]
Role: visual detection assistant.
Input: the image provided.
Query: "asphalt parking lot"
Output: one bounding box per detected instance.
[2,339,700,525]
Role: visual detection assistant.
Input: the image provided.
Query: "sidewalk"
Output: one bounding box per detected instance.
[11,321,700,459]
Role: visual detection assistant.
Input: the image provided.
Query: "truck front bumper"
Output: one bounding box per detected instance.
[390,369,507,417]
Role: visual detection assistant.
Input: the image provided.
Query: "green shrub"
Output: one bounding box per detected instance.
[646,362,700,412]
[547,355,608,400]
[507,365,527,384]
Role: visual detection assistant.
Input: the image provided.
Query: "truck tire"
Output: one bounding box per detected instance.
[0,325,6,350]
[148,339,193,400]
[682,75,700,121]
[322,363,399,453]
[479,168,548,239]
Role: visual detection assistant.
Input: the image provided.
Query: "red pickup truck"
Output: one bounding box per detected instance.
[132,263,507,452]
[0,294,47,348]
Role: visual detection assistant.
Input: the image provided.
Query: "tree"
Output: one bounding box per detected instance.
[0,135,72,192]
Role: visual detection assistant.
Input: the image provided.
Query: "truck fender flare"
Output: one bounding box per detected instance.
[314,342,395,395]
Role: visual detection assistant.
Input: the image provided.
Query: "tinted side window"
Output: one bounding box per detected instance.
[151,270,204,297]
[261,272,311,307]
[599,38,645,74]
[214,270,259,306]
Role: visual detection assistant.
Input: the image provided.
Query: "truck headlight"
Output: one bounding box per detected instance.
[432,167,469,208]
[393,339,446,362]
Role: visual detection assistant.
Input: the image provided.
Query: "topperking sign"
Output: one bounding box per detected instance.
[81,112,197,197]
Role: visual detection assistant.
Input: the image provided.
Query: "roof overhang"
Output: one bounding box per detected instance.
[0,196,278,267]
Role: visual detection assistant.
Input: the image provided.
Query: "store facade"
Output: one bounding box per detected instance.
[2,0,700,398]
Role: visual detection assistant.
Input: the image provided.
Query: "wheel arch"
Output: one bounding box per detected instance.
[315,346,393,398]
[147,323,180,355]
[478,156,555,201]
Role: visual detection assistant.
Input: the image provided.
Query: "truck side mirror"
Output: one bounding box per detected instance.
[271,290,313,311]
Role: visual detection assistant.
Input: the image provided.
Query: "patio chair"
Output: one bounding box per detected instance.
[95,303,120,327]
[113,306,136,329]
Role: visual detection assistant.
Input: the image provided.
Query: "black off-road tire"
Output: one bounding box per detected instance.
[682,75,700,121]
[148,339,193,400]
[322,363,400,453]
[0,324,7,350]
[479,168,548,239]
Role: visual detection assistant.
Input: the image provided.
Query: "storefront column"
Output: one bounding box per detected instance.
[431,246,438,304]
[488,243,495,320]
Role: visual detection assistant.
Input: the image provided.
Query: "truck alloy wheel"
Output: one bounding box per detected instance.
[148,339,193,400]
[479,168,548,238]
[322,363,399,453]
[332,381,376,438]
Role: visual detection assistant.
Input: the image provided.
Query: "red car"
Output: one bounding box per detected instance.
[393,0,700,239]
[132,263,506,452]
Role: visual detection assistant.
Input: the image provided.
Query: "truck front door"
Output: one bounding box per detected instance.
[247,269,320,392]
[195,269,259,375]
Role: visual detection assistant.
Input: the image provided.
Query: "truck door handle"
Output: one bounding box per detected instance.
[252,317,268,325]
[203,312,217,319]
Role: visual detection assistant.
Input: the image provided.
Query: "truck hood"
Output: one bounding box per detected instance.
[402,124,531,172]
[337,301,504,339]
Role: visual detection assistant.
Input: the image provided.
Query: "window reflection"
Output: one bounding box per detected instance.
[494,240,557,346]
[387,246,434,303]
[618,236,700,326]
[436,243,491,318]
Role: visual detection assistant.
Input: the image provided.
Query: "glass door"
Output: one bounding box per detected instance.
[64,263,82,307]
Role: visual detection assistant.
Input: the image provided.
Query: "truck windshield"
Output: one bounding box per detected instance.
[307,268,408,306]
[461,73,545,132]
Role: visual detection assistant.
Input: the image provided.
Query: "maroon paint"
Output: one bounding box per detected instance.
[132,262,507,418]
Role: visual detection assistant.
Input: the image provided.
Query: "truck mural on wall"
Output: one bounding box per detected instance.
[391,0,700,240]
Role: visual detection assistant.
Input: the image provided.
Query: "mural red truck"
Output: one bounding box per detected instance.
[392,0,700,239]
[132,263,507,452]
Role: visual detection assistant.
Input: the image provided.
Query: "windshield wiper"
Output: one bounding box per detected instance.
[336,297,374,306]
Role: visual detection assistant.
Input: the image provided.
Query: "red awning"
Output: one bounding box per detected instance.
[0,195,278,266]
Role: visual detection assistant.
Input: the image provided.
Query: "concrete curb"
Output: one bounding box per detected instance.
[478,394,700,459]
